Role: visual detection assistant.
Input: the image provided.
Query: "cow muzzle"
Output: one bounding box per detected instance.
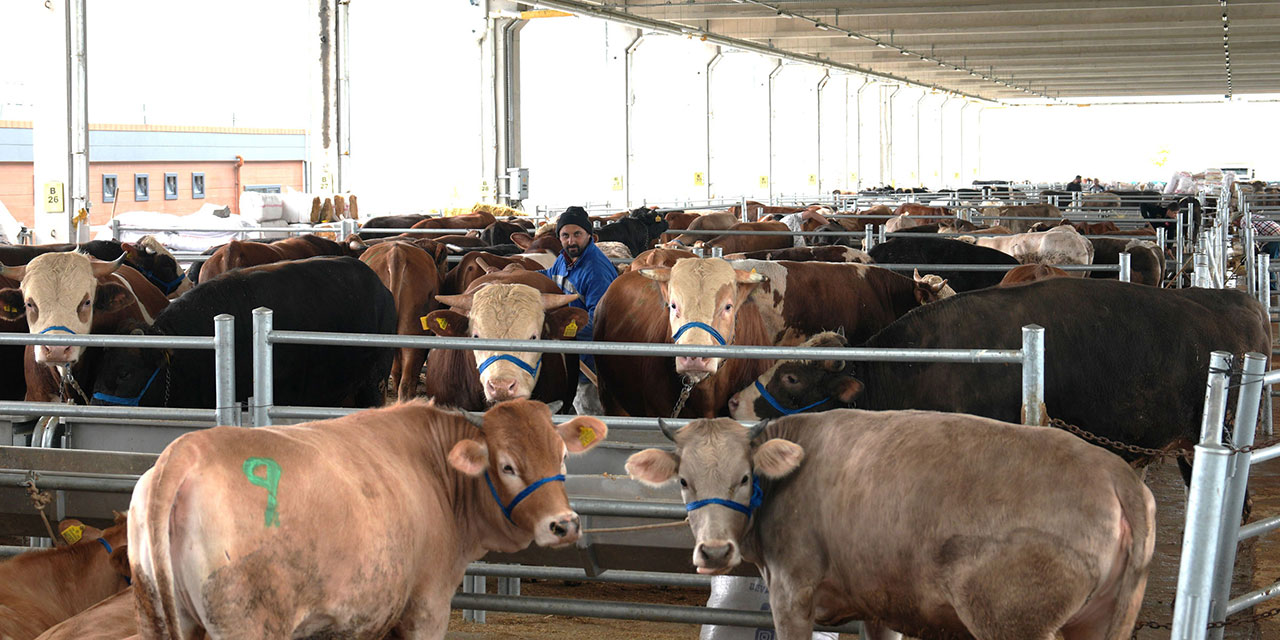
[535,511,581,547]
[694,539,740,574]
[675,356,717,377]
[484,376,525,403]
[34,328,82,365]
[727,387,761,420]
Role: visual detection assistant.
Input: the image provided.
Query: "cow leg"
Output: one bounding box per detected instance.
[397,347,425,402]
[393,593,451,640]
[860,621,903,640]
[763,577,819,640]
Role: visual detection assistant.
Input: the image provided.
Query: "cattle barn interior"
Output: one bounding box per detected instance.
[1,0,1280,639]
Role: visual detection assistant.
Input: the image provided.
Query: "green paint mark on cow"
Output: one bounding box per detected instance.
[242,457,282,527]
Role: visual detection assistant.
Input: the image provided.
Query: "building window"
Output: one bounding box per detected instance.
[102,174,118,203]
[134,173,149,202]
[192,172,205,199]
[164,173,178,200]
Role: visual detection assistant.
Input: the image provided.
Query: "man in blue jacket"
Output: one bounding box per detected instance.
[540,206,618,389]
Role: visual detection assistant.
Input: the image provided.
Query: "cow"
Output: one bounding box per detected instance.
[595,206,670,257]
[422,268,584,410]
[33,588,135,640]
[360,241,445,402]
[999,263,1070,286]
[867,236,1020,292]
[199,234,354,282]
[727,201,801,223]
[936,217,982,233]
[702,221,792,255]
[979,203,1062,233]
[122,236,192,298]
[722,246,871,264]
[669,212,737,246]
[625,411,1155,640]
[90,256,396,410]
[480,220,526,246]
[1088,239,1164,286]
[410,211,498,233]
[661,210,698,243]
[892,203,950,218]
[884,214,931,233]
[730,278,1270,486]
[358,214,431,239]
[629,247,697,272]
[972,226,1095,272]
[0,516,130,640]
[593,258,948,418]
[128,399,606,639]
[442,252,545,296]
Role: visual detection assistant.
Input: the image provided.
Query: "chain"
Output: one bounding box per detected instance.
[671,378,696,419]
[55,364,88,405]
[1047,418,1280,460]
[1131,605,1280,638]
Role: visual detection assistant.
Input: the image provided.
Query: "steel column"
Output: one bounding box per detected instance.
[213,314,237,426]
[1020,325,1045,426]
[1118,252,1132,283]
[623,33,644,207]
[767,61,783,201]
[252,307,274,427]
[705,50,721,201]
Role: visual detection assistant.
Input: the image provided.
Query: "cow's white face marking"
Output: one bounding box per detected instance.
[643,259,764,379]
[12,253,119,364]
[468,284,548,403]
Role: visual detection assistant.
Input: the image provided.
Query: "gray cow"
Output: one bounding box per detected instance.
[626,410,1155,640]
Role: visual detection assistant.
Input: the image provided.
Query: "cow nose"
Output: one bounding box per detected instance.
[698,541,734,565]
[39,345,74,363]
[676,356,712,371]
[728,396,740,413]
[549,514,580,539]
[485,377,518,399]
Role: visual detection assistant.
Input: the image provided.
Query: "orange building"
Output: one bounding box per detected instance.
[0,121,306,227]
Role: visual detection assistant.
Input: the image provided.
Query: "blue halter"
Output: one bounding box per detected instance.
[672,321,726,346]
[136,265,185,294]
[754,380,830,416]
[91,367,161,406]
[685,476,764,517]
[39,325,78,335]
[485,471,566,523]
[96,537,131,586]
[477,354,541,378]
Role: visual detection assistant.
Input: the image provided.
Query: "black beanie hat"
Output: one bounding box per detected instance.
[556,206,593,235]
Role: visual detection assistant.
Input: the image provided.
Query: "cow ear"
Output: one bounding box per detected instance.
[94,282,136,312]
[435,293,474,312]
[832,376,865,403]
[544,307,588,341]
[109,544,131,579]
[0,288,25,319]
[558,416,608,453]
[540,293,579,311]
[637,267,672,283]
[423,310,468,337]
[734,268,766,284]
[510,232,533,250]
[752,439,804,479]
[447,439,489,476]
[626,448,679,486]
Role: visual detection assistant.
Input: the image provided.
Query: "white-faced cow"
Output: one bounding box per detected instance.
[627,413,1155,640]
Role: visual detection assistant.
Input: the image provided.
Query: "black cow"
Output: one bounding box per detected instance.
[595,207,669,257]
[731,278,1270,486]
[1090,238,1165,286]
[359,214,431,239]
[0,240,185,294]
[867,236,1019,292]
[480,221,525,246]
[90,256,396,410]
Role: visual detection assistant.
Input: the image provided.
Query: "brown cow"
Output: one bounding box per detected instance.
[661,211,698,243]
[423,268,584,410]
[128,399,606,639]
[722,246,871,264]
[669,211,738,246]
[594,258,948,418]
[360,241,444,402]
[893,203,950,217]
[409,211,497,232]
[442,252,545,295]
[628,248,697,272]
[33,588,135,640]
[626,411,1155,639]
[727,201,802,223]
[980,203,1062,233]
[703,221,792,255]
[999,263,1070,286]
[200,234,352,281]
[0,516,130,640]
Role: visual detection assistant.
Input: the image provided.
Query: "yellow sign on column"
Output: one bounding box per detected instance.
[43,182,64,213]
[693,172,705,186]
[807,174,817,186]
[611,177,624,191]
[758,176,769,188]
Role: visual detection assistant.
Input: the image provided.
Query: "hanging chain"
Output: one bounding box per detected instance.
[1047,417,1280,460]
[671,378,696,419]
[1131,605,1280,638]
[55,364,88,405]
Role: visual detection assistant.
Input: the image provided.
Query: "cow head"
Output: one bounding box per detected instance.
[0,252,131,364]
[123,235,189,296]
[728,332,863,420]
[912,270,955,303]
[628,206,670,242]
[89,327,171,407]
[449,399,606,547]
[638,258,765,380]
[429,283,583,404]
[626,417,803,574]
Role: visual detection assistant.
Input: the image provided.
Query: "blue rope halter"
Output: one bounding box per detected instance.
[477,354,541,378]
[672,321,726,346]
[685,476,764,517]
[753,380,830,416]
[135,265,186,294]
[96,537,131,586]
[91,367,161,406]
[39,325,78,335]
[485,471,566,523]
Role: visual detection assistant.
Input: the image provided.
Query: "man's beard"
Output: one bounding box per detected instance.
[565,244,583,258]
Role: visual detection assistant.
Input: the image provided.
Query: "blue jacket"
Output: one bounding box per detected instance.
[539,241,618,340]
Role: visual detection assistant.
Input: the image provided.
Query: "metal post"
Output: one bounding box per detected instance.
[740,196,749,223]
[1177,209,1186,288]
[213,314,237,426]
[767,62,784,202]
[623,33,644,207]
[877,224,886,244]
[1194,253,1210,288]
[463,575,487,623]
[1207,352,1267,639]
[1118,252,1131,283]
[1171,351,1234,640]
[862,226,874,252]
[109,218,121,241]
[705,50,721,201]
[1263,253,1273,438]
[252,307,273,427]
[1020,325,1045,426]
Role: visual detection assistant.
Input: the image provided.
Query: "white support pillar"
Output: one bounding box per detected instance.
[624,32,644,207]
[915,92,925,188]
[705,49,722,200]
[486,2,524,206]
[32,0,89,245]
[960,101,972,188]
[307,0,346,197]
[767,61,784,202]
[855,80,872,191]
[816,71,829,195]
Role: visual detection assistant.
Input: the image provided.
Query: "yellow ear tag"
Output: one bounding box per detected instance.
[61,525,84,544]
[750,268,757,275]
[563,319,578,338]
[578,426,597,448]
[655,215,662,222]
[2,305,17,314]
[420,316,431,331]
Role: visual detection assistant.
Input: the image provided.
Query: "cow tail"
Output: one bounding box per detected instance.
[1103,479,1156,640]
[130,444,199,640]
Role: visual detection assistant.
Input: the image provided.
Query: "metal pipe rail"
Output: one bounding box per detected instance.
[0,316,238,427]
[0,468,140,493]
[465,564,712,588]
[449,593,861,633]
[869,263,1120,273]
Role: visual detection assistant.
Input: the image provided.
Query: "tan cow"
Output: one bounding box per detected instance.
[974,225,1095,273]
[626,412,1155,640]
[0,252,132,364]
[978,203,1062,233]
[129,399,606,639]
[0,516,131,640]
[33,588,135,640]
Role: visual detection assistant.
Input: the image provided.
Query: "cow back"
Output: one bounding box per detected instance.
[868,237,1018,292]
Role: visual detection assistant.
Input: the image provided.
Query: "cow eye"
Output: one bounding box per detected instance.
[669,302,677,311]
[678,478,688,488]
[740,475,750,485]
[502,464,515,475]
[783,373,799,385]
[723,303,732,312]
